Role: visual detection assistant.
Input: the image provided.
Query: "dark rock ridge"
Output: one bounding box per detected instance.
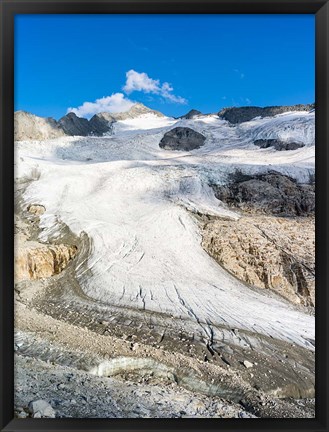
[218,104,315,124]
[89,113,115,135]
[254,139,305,151]
[159,127,206,151]
[179,109,202,119]
[58,112,113,137]
[59,113,92,136]
[212,171,314,216]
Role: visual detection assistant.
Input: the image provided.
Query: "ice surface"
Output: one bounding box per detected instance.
[16,111,315,350]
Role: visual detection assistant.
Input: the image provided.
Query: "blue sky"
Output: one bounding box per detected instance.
[15,14,315,119]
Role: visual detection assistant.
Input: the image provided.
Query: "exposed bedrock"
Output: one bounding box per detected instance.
[14,203,78,283]
[212,172,314,216]
[15,243,78,282]
[159,127,206,151]
[218,104,314,124]
[254,139,305,151]
[201,216,314,307]
[89,113,115,135]
[58,112,91,136]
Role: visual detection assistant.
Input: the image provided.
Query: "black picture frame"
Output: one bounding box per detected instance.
[1,1,328,431]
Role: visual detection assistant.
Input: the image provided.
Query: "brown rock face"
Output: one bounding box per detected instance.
[27,204,46,216]
[15,244,77,282]
[202,216,314,306]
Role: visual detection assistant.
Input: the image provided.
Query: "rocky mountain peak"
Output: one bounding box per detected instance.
[179,109,202,119]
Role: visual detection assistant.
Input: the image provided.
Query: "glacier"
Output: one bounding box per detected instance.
[15,110,315,353]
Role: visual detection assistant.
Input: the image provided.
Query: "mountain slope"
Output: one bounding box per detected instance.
[14,111,66,141]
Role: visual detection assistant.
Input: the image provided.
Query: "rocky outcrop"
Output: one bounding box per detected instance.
[110,103,165,121]
[89,113,114,135]
[218,104,314,124]
[179,109,202,119]
[58,113,90,136]
[212,172,314,216]
[58,112,90,136]
[15,201,78,283]
[27,204,46,216]
[14,111,66,141]
[159,127,206,151]
[15,243,78,282]
[254,139,305,151]
[58,112,114,137]
[202,216,315,306]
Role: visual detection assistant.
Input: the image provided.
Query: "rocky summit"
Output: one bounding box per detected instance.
[58,112,93,136]
[159,127,206,151]
[179,109,202,119]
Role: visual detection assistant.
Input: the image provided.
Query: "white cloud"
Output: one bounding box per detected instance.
[67,70,187,118]
[67,93,135,118]
[123,69,187,104]
[123,70,159,94]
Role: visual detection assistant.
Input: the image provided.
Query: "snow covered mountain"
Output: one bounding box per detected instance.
[109,102,165,121]
[14,103,165,140]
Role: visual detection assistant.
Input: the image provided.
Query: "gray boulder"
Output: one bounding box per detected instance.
[218,104,314,124]
[254,139,305,151]
[28,399,56,418]
[159,127,206,151]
